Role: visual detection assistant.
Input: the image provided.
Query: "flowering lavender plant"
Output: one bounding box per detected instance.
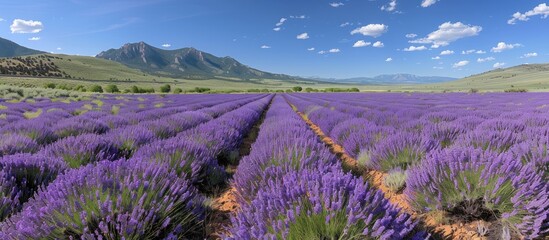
[0,160,206,239]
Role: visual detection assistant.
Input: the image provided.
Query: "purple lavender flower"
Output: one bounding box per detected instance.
[0,153,67,221]
[41,134,120,168]
[0,160,205,239]
[0,134,39,156]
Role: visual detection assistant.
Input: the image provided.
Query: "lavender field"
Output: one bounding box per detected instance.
[0,93,548,239]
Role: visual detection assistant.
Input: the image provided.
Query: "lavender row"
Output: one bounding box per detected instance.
[228,96,419,239]
[286,93,549,238]
[130,94,273,192]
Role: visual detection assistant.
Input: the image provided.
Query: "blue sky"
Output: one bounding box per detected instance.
[1,0,548,78]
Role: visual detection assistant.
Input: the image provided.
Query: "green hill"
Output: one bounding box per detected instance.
[0,37,45,57]
[423,64,549,91]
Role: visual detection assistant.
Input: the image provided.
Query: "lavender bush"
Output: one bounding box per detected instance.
[0,160,206,239]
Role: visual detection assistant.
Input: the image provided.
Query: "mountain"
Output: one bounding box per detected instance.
[429,64,549,91]
[311,74,456,85]
[96,42,302,80]
[0,37,45,58]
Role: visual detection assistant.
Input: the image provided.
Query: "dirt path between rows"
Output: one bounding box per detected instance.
[205,99,272,239]
[289,104,490,240]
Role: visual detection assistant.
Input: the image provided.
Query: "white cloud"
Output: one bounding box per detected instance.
[433,66,444,69]
[297,32,309,40]
[353,40,371,48]
[476,50,486,54]
[28,37,40,41]
[0,18,4,22]
[161,44,171,48]
[56,47,62,50]
[493,62,506,68]
[405,33,417,38]
[340,22,351,27]
[409,22,482,48]
[381,0,397,12]
[491,42,521,52]
[290,15,306,19]
[440,50,454,55]
[477,57,495,63]
[260,45,271,49]
[330,2,344,7]
[432,56,441,60]
[329,48,340,53]
[508,3,549,24]
[273,27,281,31]
[308,47,315,51]
[461,49,475,54]
[275,18,287,27]
[373,41,384,48]
[318,50,327,54]
[421,0,439,7]
[386,57,393,62]
[351,24,388,37]
[522,52,538,58]
[10,19,44,33]
[452,60,469,68]
[403,45,427,51]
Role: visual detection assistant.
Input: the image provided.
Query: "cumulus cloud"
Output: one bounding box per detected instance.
[381,0,397,12]
[373,41,384,48]
[330,2,344,7]
[353,40,371,48]
[522,52,538,58]
[386,57,393,62]
[421,0,439,7]
[318,50,327,54]
[477,57,495,63]
[308,47,315,51]
[329,48,340,53]
[409,22,482,48]
[297,32,309,40]
[493,62,506,68]
[56,47,62,50]
[351,24,388,37]
[476,50,486,54]
[440,50,454,55]
[260,45,271,49]
[461,49,476,54]
[491,42,521,52]
[403,45,427,51]
[10,19,44,33]
[28,37,40,41]
[273,27,281,31]
[406,33,417,38]
[432,56,441,60]
[161,44,171,48]
[452,60,469,68]
[508,3,549,24]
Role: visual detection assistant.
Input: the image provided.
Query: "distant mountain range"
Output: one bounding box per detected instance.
[312,74,456,85]
[96,42,301,80]
[0,37,45,58]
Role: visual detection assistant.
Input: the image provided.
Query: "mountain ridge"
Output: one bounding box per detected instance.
[96,42,303,80]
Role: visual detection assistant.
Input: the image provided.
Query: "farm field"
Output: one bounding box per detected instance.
[0,93,548,239]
